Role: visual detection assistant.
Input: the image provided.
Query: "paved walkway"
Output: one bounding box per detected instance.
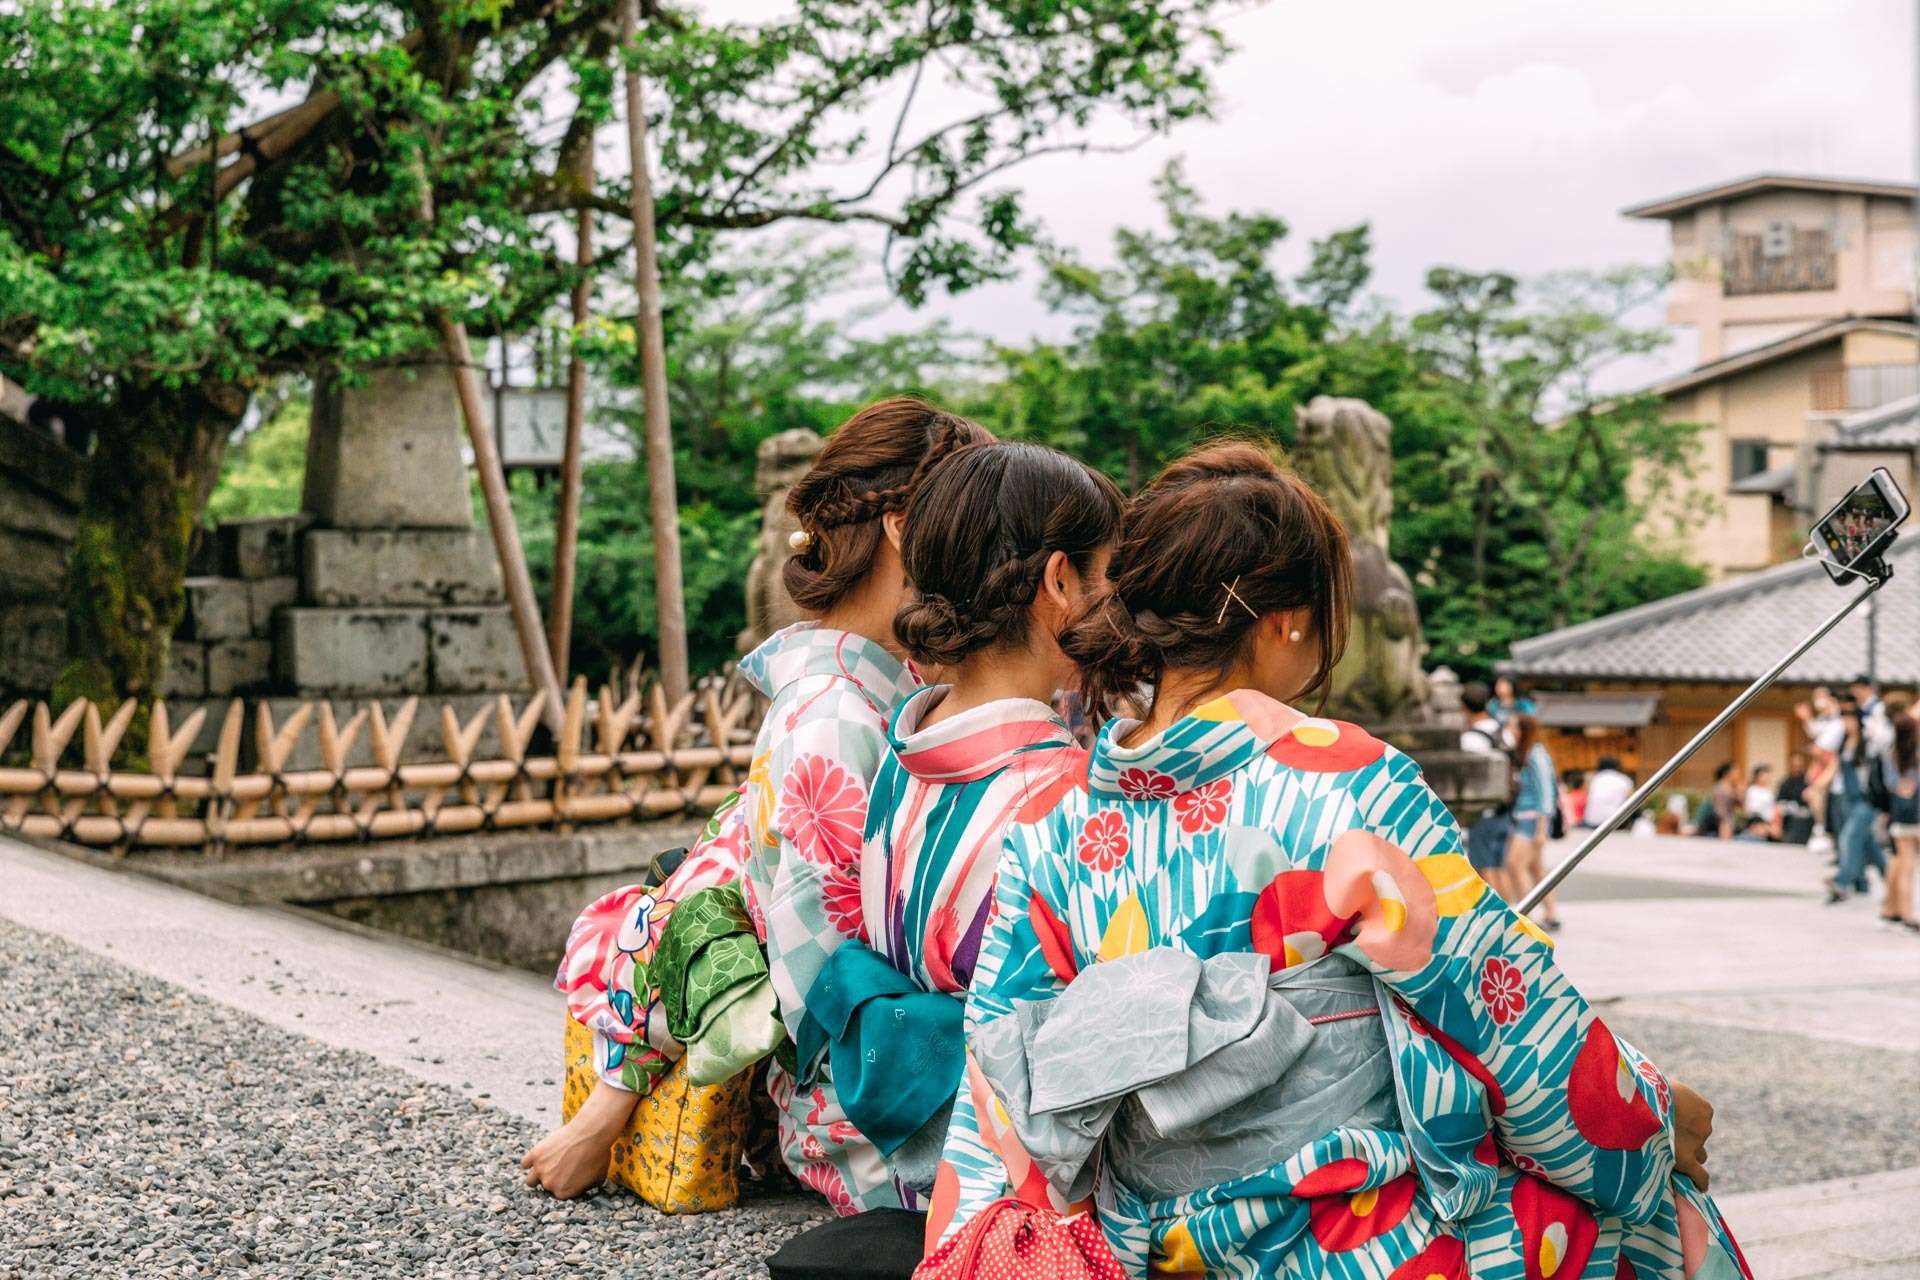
[2,830,1915,1277]
[1542,832,1920,1278]
[0,835,560,1125]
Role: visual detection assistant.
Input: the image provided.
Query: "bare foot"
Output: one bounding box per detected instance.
[521,1081,637,1199]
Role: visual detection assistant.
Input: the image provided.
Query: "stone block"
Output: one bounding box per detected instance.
[247,576,299,635]
[206,638,272,696]
[0,527,68,604]
[0,480,78,544]
[0,603,67,696]
[183,576,253,640]
[428,606,530,693]
[163,640,208,700]
[216,515,309,580]
[302,363,473,530]
[301,529,504,607]
[276,608,429,696]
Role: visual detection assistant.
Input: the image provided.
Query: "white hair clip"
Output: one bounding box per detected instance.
[788,528,814,552]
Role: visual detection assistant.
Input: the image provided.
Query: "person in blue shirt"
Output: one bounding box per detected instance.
[1506,712,1562,930]
[1488,673,1537,725]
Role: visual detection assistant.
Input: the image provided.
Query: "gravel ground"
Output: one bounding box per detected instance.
[4,911,1911,1280]
[0,917,828,1280]
[1610,1011,1920,1195]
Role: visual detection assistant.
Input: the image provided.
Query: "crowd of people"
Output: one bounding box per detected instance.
[511,399,1744,1280]
[1460,673,1919,938]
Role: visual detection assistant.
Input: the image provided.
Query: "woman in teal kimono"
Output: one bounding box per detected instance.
[798,441,1121,1199]
[922,443,1746,1280]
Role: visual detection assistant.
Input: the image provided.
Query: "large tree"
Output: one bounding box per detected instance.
[0,0,1244,700]
[974,169,1706,678]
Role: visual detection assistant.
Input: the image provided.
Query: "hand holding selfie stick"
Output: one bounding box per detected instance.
[1516,468,1908,916]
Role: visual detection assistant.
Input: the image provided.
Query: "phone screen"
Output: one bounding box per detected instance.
[1817,481,1899,571]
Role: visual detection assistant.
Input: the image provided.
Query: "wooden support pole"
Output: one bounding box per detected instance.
[621,0,690,705]
[549,141,594,682]
[438,317,568,737]
[412,160,566,736]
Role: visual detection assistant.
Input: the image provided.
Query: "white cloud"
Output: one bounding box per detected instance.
[670,0,1914,385]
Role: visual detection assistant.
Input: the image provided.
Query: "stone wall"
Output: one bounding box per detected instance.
[0,422,81,698]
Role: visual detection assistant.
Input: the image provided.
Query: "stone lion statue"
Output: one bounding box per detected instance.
[1291,396,1429,724]
[738,427,824,654]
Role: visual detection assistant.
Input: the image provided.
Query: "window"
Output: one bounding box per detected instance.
[1729,439,1770,483]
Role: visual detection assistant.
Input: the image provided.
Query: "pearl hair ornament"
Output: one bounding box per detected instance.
[788,528,814,552]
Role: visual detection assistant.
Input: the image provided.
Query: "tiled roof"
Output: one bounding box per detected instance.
[1506,535,1918,686]
[1532,692,1662,728]
[1829,394,1920,451]
[1644,319,1917,401]
[1728,463,1796,496]
[1623,173,1918,220]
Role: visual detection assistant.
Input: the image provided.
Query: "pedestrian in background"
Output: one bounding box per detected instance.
[1584,755,1635,829]
[1693,762,1738,840]
[1827,702,1887,902]
[1796,688,1844,854]
[1459,682,1516,900]
[1560,769,1588,832]
[1775,752,1814,843]
[1880,708,1919,932]
[1742,764,1777,835]
[1505,713,1562,930]
[1487,673,1535,726]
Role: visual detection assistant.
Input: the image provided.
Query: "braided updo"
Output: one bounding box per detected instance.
[783,397,992,613]
[893,442,1123,667]
[1059,441,1353,719]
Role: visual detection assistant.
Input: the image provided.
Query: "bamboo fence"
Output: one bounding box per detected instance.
[0,673,764,854]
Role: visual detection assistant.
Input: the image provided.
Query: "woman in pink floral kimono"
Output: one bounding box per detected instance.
[523,397,990,1204]
[922,443,1746,1280]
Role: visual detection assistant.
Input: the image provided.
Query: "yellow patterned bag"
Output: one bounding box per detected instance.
[562,1013,752,1213]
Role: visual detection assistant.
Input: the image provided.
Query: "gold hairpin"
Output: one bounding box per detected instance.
[1216,576,1259,625]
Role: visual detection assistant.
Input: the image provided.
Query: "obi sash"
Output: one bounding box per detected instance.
[971,949,1400,1203]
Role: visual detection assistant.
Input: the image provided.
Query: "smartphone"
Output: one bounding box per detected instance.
[1811,466,1910,583]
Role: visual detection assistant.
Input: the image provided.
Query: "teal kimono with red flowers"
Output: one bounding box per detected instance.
[923,690,1749,1280]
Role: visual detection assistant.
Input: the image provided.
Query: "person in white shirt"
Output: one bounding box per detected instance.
[1583,756,1634,829]
[1741,764,1777,835]
[1459,682,1511,753]
[1796,688,1845,853]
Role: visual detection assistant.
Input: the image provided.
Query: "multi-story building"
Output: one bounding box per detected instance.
[1626,174,1917,579]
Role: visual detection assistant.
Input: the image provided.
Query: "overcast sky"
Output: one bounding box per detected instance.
[698,0,1915,382]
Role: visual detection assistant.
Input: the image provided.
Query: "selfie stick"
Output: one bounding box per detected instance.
[1515,553,1894,915]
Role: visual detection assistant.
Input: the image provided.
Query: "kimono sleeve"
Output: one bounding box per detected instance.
[1327,746,1679,1225]
[759,681,886,1067]
[926,822,1082,1250]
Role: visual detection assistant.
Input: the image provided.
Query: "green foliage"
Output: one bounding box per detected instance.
[510,465,756,680]
[205,394,310,522]
[580,238,971,516]
[967,167,1707,679]
[3,0,1248,696]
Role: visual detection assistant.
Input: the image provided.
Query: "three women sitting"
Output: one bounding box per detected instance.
[530,402,1747,1280]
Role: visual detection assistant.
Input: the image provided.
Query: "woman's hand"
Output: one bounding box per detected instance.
[1669,1079,1714,1193]
[520,1081,637,1199]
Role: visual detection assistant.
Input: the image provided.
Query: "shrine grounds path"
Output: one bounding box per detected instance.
[0,830,1914,1278]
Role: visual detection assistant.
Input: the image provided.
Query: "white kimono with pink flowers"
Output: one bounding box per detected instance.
[737,623,925,1213]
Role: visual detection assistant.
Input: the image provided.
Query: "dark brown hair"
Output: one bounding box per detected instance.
[893,442,1124,666]
[1059,440,1353,719]
[783,397,992,613]
[1512,712,1541,762]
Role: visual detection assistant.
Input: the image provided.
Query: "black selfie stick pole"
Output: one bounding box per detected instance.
[1516,554,1895,916]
